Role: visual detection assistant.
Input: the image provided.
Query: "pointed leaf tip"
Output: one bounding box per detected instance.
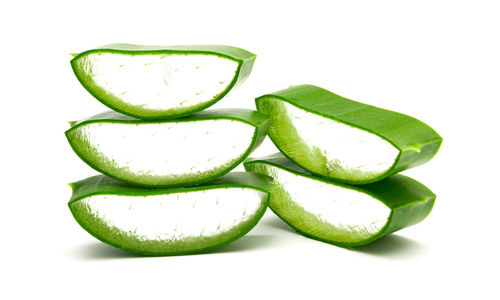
[70,53,78,57]
[68,121,76,127]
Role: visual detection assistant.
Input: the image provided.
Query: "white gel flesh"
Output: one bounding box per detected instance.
[279,101,399,180]
[79,53,238,110]
[81,188,266,241]
[78,119,254,178]
[265,165,391,238]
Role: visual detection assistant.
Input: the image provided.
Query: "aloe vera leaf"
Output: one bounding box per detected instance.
[68,172,273,256]
[244,153,435,247]
[65,109,269,187]
[71,44,256,120]
[255,84,442,184]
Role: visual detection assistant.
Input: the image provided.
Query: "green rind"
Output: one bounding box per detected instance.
[68,172,274,256]
[65,109,269,187]
[255,84,442,184]
[69,172,275,203]
[244,153,435,247]
[71,44,256,120]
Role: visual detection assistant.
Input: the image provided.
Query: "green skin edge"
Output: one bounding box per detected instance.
[244,153,436,247]
[255,84,443,185]
[68,172,274,256]
[71,44,256,120]
[65,109,269,188]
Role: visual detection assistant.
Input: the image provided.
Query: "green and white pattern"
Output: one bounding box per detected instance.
[71,44,256,119]
[256,85,442,184]
[244,153,436,247]
[65,109,269,187]
[68,173,274,256]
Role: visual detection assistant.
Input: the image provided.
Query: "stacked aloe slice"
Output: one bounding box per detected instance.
[66,44,274,255]
[244,85,442,247]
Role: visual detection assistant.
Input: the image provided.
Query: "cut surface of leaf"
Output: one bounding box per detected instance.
[71,44,256,119]
[65,109,269,187]
[68,173,273,256]
[256,85,442,184]
[244,153,435,247]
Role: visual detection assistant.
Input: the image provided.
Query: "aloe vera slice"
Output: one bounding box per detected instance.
[256,85,442,184]
[65,109,269,187]
[71,44,256,119]
[244,153,435,247]
[68,172,273,256]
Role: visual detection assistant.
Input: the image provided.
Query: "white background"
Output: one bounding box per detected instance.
[1,0,498,299]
